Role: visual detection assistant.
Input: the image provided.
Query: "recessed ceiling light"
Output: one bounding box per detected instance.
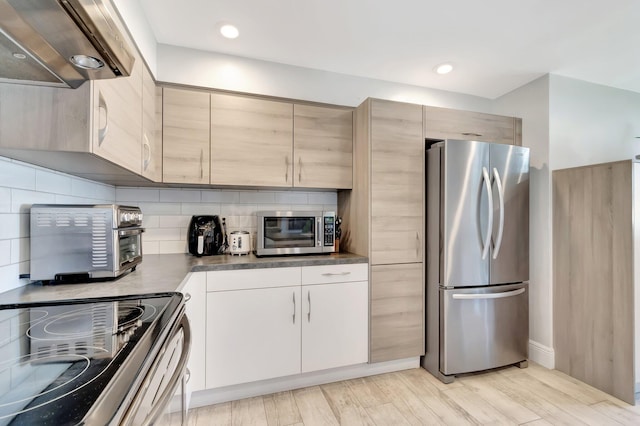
[435,63,454,75]
[12,52,27,60]
[220,24,239,39]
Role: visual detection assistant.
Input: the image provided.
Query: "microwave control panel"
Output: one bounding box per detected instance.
[323,216,335,246]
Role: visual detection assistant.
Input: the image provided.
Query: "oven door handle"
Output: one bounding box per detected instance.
[118,228,145,237]
[140,315,191,426]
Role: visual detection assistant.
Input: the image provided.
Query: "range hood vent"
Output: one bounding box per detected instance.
[0,0,135,89]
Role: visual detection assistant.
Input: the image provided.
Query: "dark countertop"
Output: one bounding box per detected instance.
[0,252,368,305]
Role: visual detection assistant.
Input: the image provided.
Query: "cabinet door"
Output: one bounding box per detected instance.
[293,105,353,189]
[92,53,143,174]
[141,66,162,182]
[370,263,423,363]
[370,99,423,265]
[206,286,302,388]
[424,106,518,145]
[301,281,368,372]
[211,94,293,187]
[182,273,207,394]
[162,88,210,184]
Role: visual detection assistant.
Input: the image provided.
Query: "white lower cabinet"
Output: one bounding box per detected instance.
[301,280,368,372]
[203,263,368,390]
[206,286,302,388]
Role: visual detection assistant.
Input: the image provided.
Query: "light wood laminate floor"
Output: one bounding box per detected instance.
[168,363,640,425]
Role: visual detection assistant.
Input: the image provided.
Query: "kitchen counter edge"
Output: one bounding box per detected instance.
[0,252,368,305]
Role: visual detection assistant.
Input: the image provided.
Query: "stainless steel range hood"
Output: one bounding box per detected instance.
[0,0,135,89]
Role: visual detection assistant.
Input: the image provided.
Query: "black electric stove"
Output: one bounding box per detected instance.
[0,293,186,426]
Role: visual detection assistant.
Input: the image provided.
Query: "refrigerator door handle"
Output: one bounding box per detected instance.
[481,167,493,260]
[492,167,505,259]
[452,288,525,300]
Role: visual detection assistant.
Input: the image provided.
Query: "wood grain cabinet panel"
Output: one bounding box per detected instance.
[424,106,519,145]
[370,99,424,265]
[293,104,353,189]
[553,160,634,404]
[162,87,210,184]
[141,66,162,182]
[211,94,293,187]
[370,263,424,363]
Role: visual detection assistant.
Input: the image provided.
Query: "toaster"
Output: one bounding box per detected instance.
[229,231,251,255]
[187,215,225,256]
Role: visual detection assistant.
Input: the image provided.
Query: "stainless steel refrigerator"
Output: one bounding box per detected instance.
[421,139,530,383]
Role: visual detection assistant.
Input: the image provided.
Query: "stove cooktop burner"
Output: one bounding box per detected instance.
[0,293,183,425]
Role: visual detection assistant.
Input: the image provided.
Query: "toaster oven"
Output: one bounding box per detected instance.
[256,210,335,256]
[30,204,144,283]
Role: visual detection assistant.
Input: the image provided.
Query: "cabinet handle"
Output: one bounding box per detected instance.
[185,368,191,384]
[98,92,109,145]
[298,157,302,183]
[184,293,191,302]
[307,290,311,322]
[416,232,420,257]
[461,132,482,137]
[200,149,204,180]
[292,291,296,324]
[321,272,351,277]
[285,155,289,183]
[143,134,151,170]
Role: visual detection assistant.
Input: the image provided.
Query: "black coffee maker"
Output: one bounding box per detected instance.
[187,215,227,256]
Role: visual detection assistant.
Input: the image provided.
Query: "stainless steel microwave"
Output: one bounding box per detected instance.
[256,211,336,256]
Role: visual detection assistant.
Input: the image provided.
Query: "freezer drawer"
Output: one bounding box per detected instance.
[440,283,528,375]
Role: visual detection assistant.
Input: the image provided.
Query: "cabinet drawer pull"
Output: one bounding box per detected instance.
[292,291,296,324]
[143,134,151,170]
[321,272,351,277]
[416,232,420,257]
[298,157,302,183]
[200,149,204,179]
[461,132,482,137]
[285,155,289,183]
[98,92,109,145]
[307,290,311,322]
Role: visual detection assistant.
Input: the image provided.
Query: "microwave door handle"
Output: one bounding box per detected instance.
[316,217,322,247]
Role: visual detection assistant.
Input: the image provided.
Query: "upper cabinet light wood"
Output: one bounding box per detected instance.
[91,55,143,174]
[424,106,521,145]
[141,66,162,182]
[162,87,210,184]
[370,99,424,265]
[293,104,353,189]
[211,94,293,187]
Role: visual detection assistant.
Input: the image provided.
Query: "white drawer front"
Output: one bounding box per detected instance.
[207,267,301,292]
[302,263,368,285]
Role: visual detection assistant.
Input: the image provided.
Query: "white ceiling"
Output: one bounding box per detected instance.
[138,0,640,99]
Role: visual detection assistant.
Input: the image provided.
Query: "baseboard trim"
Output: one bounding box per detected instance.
[186,357,420,409]
[529,339,555,369]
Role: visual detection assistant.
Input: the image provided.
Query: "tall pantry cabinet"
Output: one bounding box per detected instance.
[339,98,424,363]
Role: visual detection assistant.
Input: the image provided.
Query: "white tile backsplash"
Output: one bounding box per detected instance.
[0,188,10,213]
[11,189,56,214]
[116,187,337,255]
[0,159,36,191]
[116,187,160,202]
[35,170,72,195]
[0,157,338,290]
[0,240,10,267]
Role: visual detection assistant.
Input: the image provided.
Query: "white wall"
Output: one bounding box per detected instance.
[549,75,640,171]
[157,44,494,110]
[0,156,116,293]
[493,75,554,368]
[112,0,158,74]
